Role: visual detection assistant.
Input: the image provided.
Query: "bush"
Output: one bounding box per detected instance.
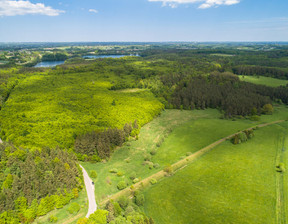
[117,171,124,177]
[135,194,145,206]
[186,152,192,156]
[276,163,286,172]
[124,158,131,163]
[164,165,173,174]
[48,216,58,223]
[117,181,127,190]
[250,115,260,121]
[68,202,80,214]
[109,168,118,173]
[153,163,160,169]
[150,178,157,185]
[133,178,139,184]
[90,170,97,179]
[150,149,157,155]
[129,171,136,180]
[118,196,129,209]
[144,154,152,161]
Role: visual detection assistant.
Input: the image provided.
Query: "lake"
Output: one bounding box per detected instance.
[33,55,138,68]
[82,54,138,59]
[34,61,65,68]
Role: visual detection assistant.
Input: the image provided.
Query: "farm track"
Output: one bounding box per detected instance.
[99,120,286,206]
[276,134,286,224]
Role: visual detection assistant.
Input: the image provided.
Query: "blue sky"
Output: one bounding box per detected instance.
[0,0,287,42]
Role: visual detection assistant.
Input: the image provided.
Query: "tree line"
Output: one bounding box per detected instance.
[75,120,140,161]
[166,72,287,117]
[232,65,288,80]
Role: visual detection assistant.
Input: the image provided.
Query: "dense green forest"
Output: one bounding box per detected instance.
[0,143,82,223]
[0,43,288,223]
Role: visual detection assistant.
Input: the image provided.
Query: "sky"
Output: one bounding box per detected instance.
[0,0,287,42]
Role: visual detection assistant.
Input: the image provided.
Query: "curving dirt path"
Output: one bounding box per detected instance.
[100,120,286,206]
[79,165,97,217]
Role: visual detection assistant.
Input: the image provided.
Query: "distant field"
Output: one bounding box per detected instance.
[82,106,288,204]
[144,122,288,224]
[239,75,288,87]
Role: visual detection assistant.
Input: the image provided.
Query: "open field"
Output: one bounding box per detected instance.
[239,75,288,87]
[81,106,288,205]
[143,122,288,224]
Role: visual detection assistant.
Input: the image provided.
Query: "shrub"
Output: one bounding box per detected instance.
[135,194,145,206]
[68,202,80,214]
[133,178,139,184]
[150,178,157,185]
[156,138,164,147]
[150,149,157,155]
[109,168,118,173]
[117,171,124,177]
[144,154,152,161]
[276,163,286,172]
[90,170,97,179]
[129,172,136,180]
[250,115,260,121]
[153,163,160,169]
[262,104,273,114]
[118,196,129,209]
[117,181,127,190]
[48,216,58,223]
[124,158,131,163]
[186,152,192,156]
[164,165,173,174]
[149,163,154,169]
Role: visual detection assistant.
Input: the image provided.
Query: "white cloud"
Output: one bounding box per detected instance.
[89,9,98,14]
[148,0,240,9]
[0,0,64,16]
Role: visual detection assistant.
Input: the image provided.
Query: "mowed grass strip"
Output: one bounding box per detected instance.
[239,75,288,87]
[143,123,288,224]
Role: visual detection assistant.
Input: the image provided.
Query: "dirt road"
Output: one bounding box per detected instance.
[79,165,97,218]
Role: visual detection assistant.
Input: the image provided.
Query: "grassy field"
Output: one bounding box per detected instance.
[81,105,288,205]
[143,122,288,224]
[33,188,88,224]
[239,75,288,87]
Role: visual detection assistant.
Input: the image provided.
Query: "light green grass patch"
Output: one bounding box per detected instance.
[82,106,288,205]
[239,75,288,87]
[144,123,288,224]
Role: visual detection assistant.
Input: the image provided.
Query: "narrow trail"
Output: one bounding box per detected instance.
[79,165,97,218]
[276,134,286,224]
[100,120,286,206]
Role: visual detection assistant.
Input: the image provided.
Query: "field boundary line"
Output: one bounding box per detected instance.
[99,120,286,207]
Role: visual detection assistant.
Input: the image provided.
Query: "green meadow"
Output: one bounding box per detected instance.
[239,75,288,87]
[143,122,288,224]
[81,105,288,205]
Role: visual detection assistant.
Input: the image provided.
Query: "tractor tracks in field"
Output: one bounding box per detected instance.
[276,134,286,224]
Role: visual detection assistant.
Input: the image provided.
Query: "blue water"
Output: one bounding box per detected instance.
[34,61,65,68]
[34,55,139,68]
[82,54,137,59]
